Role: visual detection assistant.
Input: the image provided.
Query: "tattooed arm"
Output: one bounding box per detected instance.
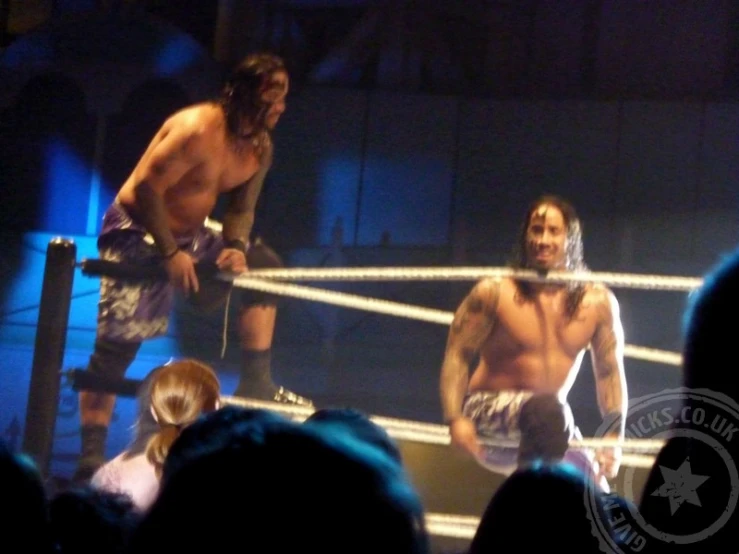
[440,279,500,456]
[590,286,628,432]
[590,286,628,478]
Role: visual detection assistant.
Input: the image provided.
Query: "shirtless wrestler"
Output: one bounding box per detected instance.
[439,194,628,488]
[74,52,310,482]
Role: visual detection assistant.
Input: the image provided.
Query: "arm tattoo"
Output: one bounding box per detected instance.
[591,288,627,435]
[592,326,618,378]
[449,296,494,355]
[440,280,499,422]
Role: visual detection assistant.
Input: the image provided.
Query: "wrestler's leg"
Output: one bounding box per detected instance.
[75,337,141,482]
[74,222,165,482]
[233,239,312,405]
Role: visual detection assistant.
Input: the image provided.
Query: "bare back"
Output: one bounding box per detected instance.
[116,103,262,236]
[468,278,601,398]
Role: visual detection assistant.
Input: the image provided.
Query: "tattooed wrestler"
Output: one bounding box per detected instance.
[74,52,311,482]
[439,195,628,490]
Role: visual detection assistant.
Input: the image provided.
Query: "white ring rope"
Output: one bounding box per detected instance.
[220,394,656,540]
[221,395,663,462]
[204,216,701,291]
[231,276,455,324]
[226,276,683,367]
[424,513,480,539]
[241,266,703,292]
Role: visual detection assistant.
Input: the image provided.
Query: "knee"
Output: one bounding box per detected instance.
[247,239,284,270]
[88,338,141,379]
[242,239,284,308]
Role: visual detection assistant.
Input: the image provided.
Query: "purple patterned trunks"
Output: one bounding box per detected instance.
[95,202,226,343]
[463,390,597,479]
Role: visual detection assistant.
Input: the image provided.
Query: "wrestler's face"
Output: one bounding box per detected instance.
[261,70,288,130]
[525,204,567,270]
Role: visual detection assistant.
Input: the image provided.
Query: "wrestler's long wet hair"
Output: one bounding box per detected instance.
[508,194,588,319]
[219,52,286,141]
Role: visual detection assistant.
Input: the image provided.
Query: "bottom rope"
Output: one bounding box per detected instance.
[220,395,661,464]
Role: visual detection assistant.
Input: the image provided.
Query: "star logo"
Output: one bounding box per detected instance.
[650,457,710,515]
[586,389,739,551]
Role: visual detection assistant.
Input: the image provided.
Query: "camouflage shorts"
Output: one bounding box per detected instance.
[95,202,227,343]
[463,390,591,477]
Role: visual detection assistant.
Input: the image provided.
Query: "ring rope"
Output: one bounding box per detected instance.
[227,277,683,366]
[424,513,480,539]
[232,276,455,323]
[478,436,664,452]
[221,395,663,461]
[221,395,656,538]
[203,216,701,291]
[238,266,703,292]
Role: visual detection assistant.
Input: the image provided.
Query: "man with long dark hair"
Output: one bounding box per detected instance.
[74,52,311,483]
[439,194,628,489]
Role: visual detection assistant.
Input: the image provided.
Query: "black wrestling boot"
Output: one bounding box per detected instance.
[233,349,313,406]
[72,424,108,484]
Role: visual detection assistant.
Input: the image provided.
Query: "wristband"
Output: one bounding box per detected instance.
[224,238,247,252]
[162,246,179,260]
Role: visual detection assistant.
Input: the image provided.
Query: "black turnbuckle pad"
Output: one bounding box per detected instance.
[66,368,143,398]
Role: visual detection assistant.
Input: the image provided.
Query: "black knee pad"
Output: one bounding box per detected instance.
[247,239,284,269]
[87,338,141,380]
[242,239,284,307]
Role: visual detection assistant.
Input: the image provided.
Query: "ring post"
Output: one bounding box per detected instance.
[22,237,76,477]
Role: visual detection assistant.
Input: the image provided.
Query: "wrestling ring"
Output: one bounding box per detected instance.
[21,237,701,541]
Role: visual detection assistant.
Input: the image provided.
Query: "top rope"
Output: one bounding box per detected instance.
[243,266,703,292]
[226,277,684,366]
[202,216,702,291]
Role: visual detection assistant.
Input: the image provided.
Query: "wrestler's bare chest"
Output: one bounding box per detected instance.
[180,146,260,195]
[486,281,599,360]
[220,143,261,190]
[160,147,260,234]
